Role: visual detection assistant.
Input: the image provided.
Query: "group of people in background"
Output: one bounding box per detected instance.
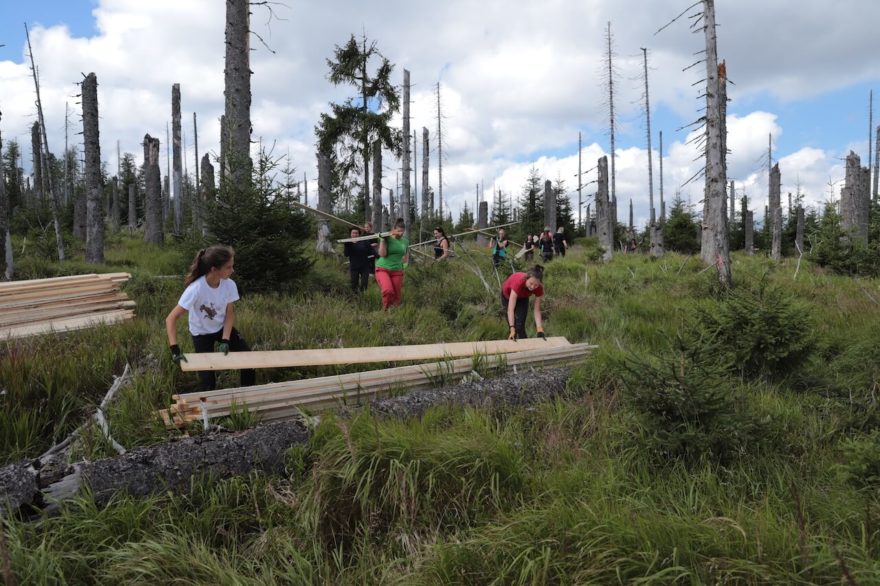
[168,222,555,392]
[523,227,568,263]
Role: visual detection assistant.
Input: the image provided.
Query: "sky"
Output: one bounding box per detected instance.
[1,0,879,229]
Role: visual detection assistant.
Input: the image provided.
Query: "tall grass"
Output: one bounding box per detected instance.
[5,236,880,584]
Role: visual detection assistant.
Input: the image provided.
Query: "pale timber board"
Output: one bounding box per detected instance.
[0,289,125,311]
[0,293,129,321]
[179,336,571,372]
[0,300,136,327]
[0,272,129,292]
[0,309,135,340]
[175,343,592,406]
[0,280,118,302]
[168,344,594,423]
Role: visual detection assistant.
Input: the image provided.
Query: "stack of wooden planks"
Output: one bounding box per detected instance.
[160,338,595,428]
[0,273,135,340]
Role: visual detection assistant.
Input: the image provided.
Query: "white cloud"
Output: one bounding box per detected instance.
[0,0,877,230]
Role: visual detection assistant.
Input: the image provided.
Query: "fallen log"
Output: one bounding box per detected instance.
[1,367,572,517]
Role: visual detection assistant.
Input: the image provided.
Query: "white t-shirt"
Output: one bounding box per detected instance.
[177,276,240,335]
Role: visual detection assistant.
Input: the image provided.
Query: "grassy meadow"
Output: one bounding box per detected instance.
[3,233,880,584]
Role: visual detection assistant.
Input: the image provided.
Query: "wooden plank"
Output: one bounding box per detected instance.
[0,272,129,292]
[179,337,572,372]
[0,292,128,319]
[0,280,117,302]
[0,299,136,327]
[169,344,594,421]
[0,309,135,340]
[0,288,123,311]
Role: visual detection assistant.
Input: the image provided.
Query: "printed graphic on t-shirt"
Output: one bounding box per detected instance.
[199,303,219,320]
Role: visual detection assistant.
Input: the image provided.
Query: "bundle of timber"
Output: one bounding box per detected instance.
[160,339,595,427]
[0,272,135,340]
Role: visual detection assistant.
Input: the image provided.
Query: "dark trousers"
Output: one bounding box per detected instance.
[350,266,370,292]
[501,294,530,339]
[191,327,256,391]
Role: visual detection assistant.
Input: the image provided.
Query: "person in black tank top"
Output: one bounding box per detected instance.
[433,226,450,261]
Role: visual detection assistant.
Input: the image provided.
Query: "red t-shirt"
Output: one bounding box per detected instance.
[502,272,544,300]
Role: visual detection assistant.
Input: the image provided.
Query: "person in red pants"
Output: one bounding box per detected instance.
[376,218,410,311]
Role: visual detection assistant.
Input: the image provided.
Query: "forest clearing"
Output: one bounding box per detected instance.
[2,0,880,583]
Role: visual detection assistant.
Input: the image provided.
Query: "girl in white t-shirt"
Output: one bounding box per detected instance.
[165,245,256,391]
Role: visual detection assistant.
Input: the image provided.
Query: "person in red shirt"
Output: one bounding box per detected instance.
[501,265,545,340]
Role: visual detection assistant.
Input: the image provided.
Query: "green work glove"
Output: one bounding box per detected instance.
[218,339,230,355]
[536,327,546,340]
[170,344,187,364]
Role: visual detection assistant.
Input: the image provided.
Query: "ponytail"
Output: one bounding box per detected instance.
[184,245,234,286]
[527,264,544,283]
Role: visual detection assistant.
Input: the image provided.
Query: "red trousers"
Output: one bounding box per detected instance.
[375,267,404,309]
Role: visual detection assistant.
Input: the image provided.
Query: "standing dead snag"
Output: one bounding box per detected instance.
[223,0,252,185]
[840,151,870,244]
[544,180,556,233]
[143,134,163,244]
[401,69,411,239]
[316,151,334,254]
[0,123,7,280]
[31,122,43,202]
[372,140,383,231]
[421,127,430,218]
[82,72,104,264]
[596,156,614,262]
[127,184,137,232]
[171,83,183,235]
[200,153,215,235]
[769,163,782,260]
[699,1,732,287]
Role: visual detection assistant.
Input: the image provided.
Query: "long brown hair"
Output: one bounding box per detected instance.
[184,245,234,286]
[527,264,544,283]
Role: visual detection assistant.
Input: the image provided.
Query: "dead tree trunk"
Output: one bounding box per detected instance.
[477,201,488,247]
[699,1,732,288]
[316,151,334,254]
[223,0,252,185]
[874,125,879,201]
[401,69,411,239]
[371,140,383,231]
[769,163,782,260]
[110,177,119,231]
[82,72,104,264]
[729,180,735,231]
[605,22,617,226]
[544,180,556,232]
[143,134,164,244]
[192,112,201,232]
[436,83,444,221]
[171,83,183,235]
[30,122,43,202]
[127,184,137,232]
[422,127,430,218]
[795,205,804,253]
[841,151,869,244]
[744,210,754,255]
[0,126,7,279]
[200,153,215,235]
[596,155,614,262]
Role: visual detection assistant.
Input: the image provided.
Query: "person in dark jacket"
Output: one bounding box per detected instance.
[344,227,373,293]
[553,227,569,258]
[539,228,554,262]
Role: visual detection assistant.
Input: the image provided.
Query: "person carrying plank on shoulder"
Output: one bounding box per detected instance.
[165,245,256,391]
[501,265,545,341]
[490,227,510,268]
[344,227,373,292]
[433,226,450,261]
[376,218,410,311]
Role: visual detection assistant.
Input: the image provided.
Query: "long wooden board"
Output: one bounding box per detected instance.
[0,309,135,340]
[179,336,571,372]
[0,300,136,327]
[0,272,129,292]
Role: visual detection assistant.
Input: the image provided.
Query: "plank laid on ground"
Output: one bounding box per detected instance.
[178,337,571,372]
[164,343,595,426]
[0,293,129,323]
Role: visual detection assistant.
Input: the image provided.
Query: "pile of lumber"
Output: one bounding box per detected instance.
[161,338,595,427]
[0,273,135,340]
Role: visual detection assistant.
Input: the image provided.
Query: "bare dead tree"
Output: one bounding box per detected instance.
[659,130,666,222]
[25,23,64,260]
[604,22,618,224]
[316,151,334,254]
[744,209,754,255]
[436,82,444,221]
[82,73,104,263]
[171,84,183,235]
[143,134,164,244]
[30,121,43,202]
[401,70,411,238]
[874,124,880,202]
[192,112,201,233]
[841,151,869,244]
[127,183,137,232]
[0,121,8,280]
[769,163,782,260]
[371,140,383,231]
[421,126,429,217]
[596,156,614,262]
[869,90,873,199]
[223,0,253,185]
[795,204,804,254]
